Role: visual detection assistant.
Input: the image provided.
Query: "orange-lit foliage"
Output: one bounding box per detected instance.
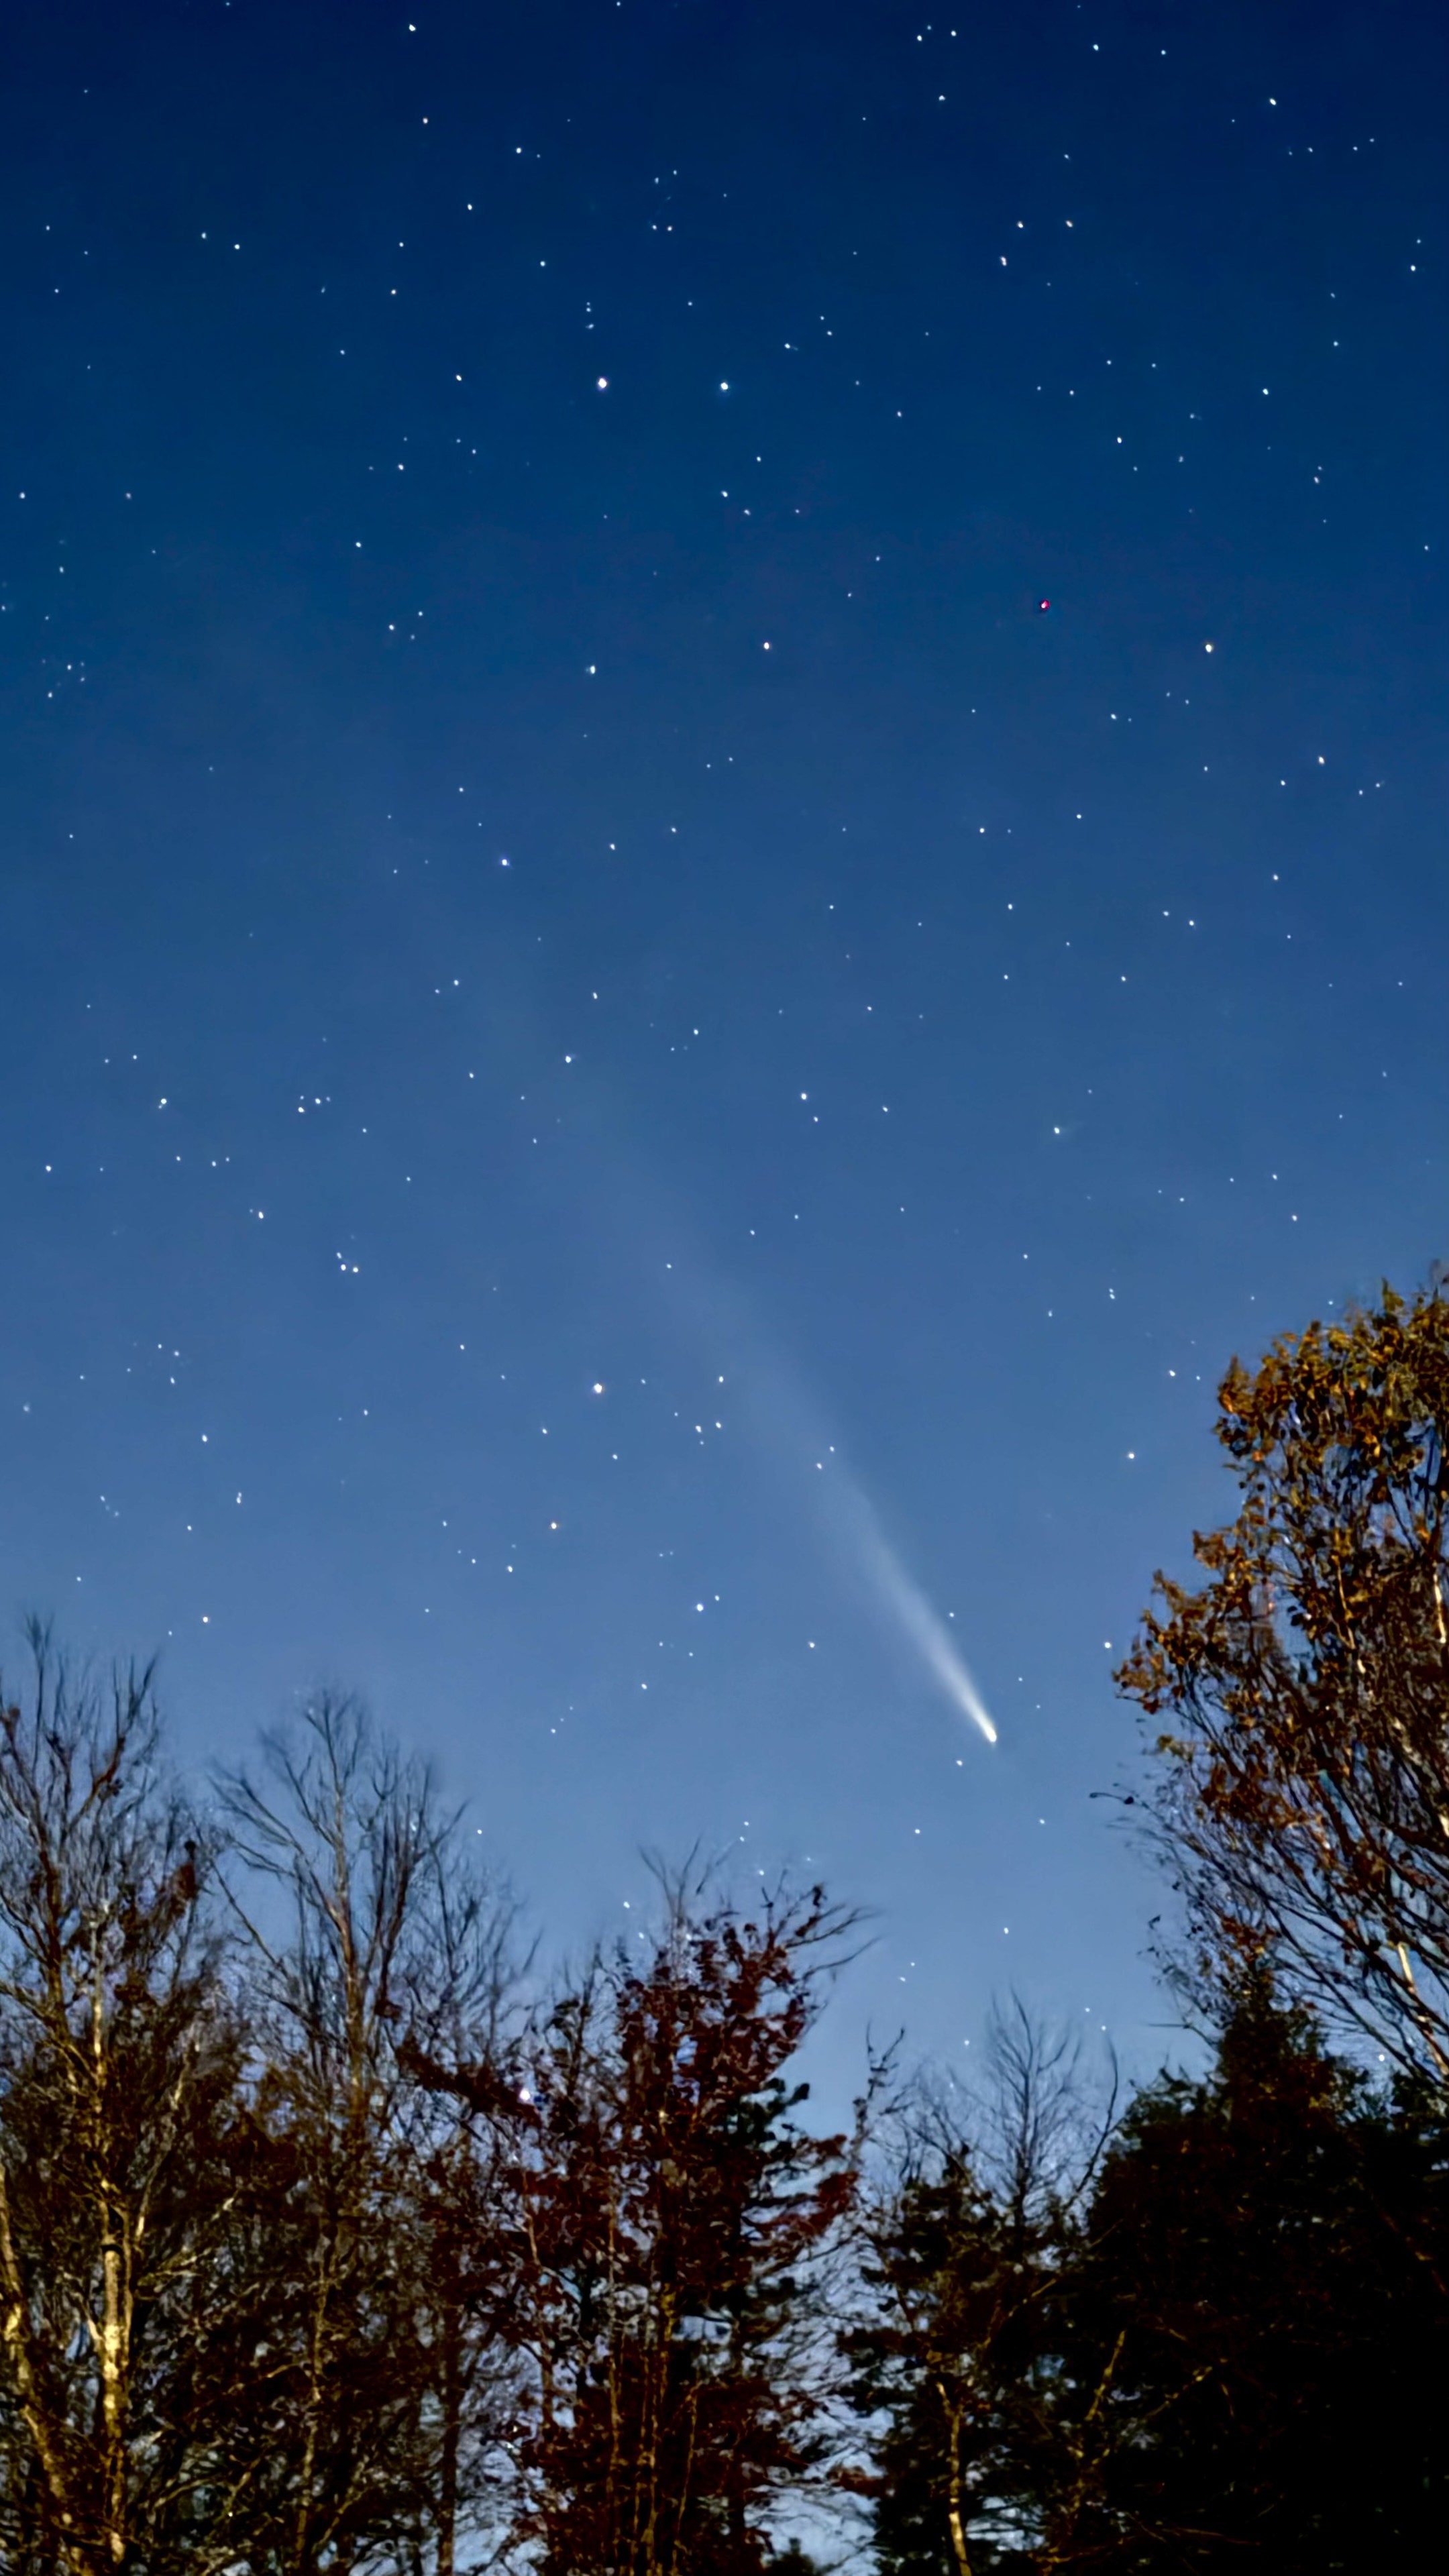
[1120,1281,1449,2080]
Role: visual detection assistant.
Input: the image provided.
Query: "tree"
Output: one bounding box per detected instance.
[0,1623,247,2576]
[851,2150,1035,2576]
[847,2006,1116,2576]
[215,1690,519,2576]
[1118,1280,1449,2083]
[413,1868,865,2576]
[1056,1976,1449,2569]
[856,1984,1449,2573]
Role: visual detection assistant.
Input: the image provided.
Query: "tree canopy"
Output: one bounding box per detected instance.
[1118,1279,1449,2082]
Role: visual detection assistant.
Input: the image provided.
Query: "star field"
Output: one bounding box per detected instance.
[0,0,1444,2097]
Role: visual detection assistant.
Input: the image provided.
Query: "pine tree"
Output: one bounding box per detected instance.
[1058,1978,1449,2569]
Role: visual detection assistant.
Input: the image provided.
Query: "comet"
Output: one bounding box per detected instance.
[451,983,999,1750]
[724,1330,999,1748]
[823,1460,998,1746]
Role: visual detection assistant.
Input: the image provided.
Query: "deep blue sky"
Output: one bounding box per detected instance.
[1,0,1444,2092]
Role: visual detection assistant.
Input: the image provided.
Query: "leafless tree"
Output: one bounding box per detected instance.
[216,1688,523,2576]
[0,1621,246,2576]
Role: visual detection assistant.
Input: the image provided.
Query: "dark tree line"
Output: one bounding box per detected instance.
[0,1637,865,2576]
[851,1981,1449,2572]
[3,1280,1449,2572]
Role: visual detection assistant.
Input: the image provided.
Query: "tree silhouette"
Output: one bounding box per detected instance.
[1057,1976,1449,2567]
[847,2006,1116,2576]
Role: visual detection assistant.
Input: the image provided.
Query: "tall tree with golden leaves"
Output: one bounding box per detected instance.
[1119,1280,1449,2082]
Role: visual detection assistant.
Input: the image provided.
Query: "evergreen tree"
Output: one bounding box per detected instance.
[1059,1979,1449,2571]
[847,2008,1114,2576]
[855,1987,1449,2573]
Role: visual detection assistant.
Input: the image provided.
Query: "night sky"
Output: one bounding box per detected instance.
[3,0,1444,2094]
